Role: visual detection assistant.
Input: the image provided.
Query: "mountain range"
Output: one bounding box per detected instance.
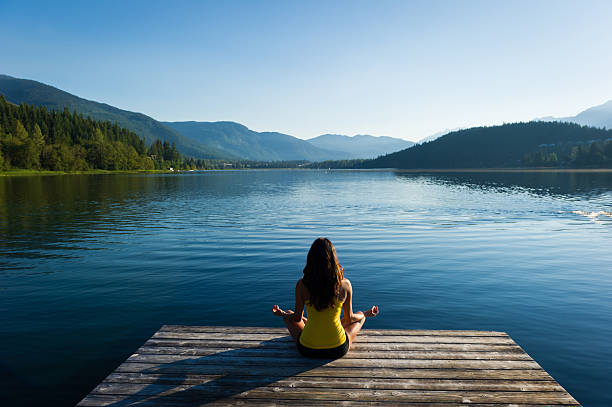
[3,73,611,166]
[163,121,344,162]
[0,74,411,161]
[538,99,612,129]
[307,134,413,159]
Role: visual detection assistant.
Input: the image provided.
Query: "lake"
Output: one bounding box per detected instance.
[1,170,611,406]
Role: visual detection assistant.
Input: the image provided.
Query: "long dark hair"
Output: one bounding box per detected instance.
[302,238,344,311]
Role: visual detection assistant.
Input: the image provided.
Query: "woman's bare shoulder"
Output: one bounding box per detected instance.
[339,278,352,300]
[296,278,309,296]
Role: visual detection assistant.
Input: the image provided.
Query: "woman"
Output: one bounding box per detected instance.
[273,237,379,358]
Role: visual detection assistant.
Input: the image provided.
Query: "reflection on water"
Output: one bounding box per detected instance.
[1,170,612,406]
[571,210,612,223]
[0,175,154,262]
[396,170,612,197]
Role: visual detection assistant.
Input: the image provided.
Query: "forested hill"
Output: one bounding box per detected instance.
[0,96,181,171]
[0,74,229,159]
[365,121,612,169]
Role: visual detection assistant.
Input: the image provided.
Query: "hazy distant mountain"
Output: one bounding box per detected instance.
[164,121,344,162]
[539,99,612,129]
[418,127,464,144]
[306,134,414,159]
[0,74,229,159]
[366,121,612,169]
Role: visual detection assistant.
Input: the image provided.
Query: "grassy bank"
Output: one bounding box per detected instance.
[0,169,174,177]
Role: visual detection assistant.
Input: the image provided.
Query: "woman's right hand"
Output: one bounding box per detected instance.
[273,305,295,319]
[364,305,379,317]
[272,305,282,316]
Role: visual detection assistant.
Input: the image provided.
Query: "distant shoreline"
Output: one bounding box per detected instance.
[2,167,612,177]
[390,167,612,173]
[307,167,612,173]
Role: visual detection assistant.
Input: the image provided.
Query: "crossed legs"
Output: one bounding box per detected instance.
[342,316,366,349]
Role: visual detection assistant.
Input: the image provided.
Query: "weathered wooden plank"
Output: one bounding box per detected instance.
[103,373,562,391]
[210,402,578,407]
[79,393,579,407]
[160,325,509,337]
[90,383,576,404]
[211,402,578,407]
[144,338,522,352]
[153,332,516,344]
[83,383,580,404]
[135,345,533,360]
[115,363,554,380]
[126,353,541,369]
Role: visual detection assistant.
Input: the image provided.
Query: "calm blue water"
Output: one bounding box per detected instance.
[1,170,611,406]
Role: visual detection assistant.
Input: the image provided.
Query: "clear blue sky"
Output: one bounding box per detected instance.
[2,0,612,141]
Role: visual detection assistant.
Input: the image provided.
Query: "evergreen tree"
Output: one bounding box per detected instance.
[29,123,45,168]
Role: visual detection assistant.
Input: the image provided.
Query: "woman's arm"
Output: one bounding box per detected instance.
[272,279,306,323]
[289,278,306,323]
[342,279,365,325]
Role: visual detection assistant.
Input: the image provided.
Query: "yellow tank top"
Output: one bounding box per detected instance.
[299,298,346,349]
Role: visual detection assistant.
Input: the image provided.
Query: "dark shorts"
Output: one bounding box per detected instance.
[296,332,349,359]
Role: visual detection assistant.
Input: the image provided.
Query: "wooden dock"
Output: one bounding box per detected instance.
[78,325,581,406]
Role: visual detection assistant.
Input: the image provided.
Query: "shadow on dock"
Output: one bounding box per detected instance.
[101,337,329,406]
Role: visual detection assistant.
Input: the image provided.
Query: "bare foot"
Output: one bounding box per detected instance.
[364,305,379,317]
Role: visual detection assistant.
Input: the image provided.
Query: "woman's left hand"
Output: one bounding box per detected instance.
[364,305,379,317]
